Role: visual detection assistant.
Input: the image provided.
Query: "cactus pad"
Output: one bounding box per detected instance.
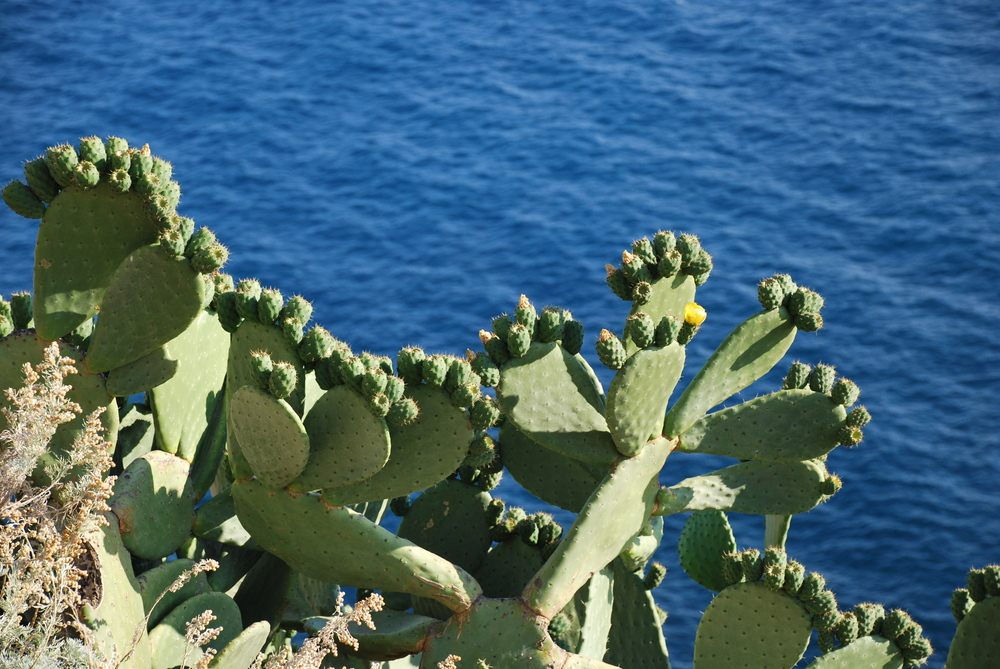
[498,341,618,467]
[605,559,671,669]
[606,344,685,457]
[104,345,178,397]
[946,595,1000,669]
[678,510,737,592]
[229,385,310,490]
[805,636,904,668]
[85,243,212,372]
[677,389,848,462]
[694,581,812,669]
[292,384,390,491]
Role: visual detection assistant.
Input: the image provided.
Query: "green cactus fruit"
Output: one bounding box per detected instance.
[783,361,811,390]
[383,375,406,405]
[606,265,634,301]
[515,294,538,332]
[390,495,411,517]
[214,292,242,334]
[625,312,655,349]
[361,370,388,400]
[846,405,872,428]
[0,333,119,473]
[537,306,566,343]
[498,422,606,513]
[0,309,11,340]
[789,287,825,315]
[631,236,656,265]
[694,581,813,669]
[480,329,511,366]
[235,279,262,320]
[763,547,788,591]
[603,559,671,669]
[157,225,188,258]
[508,322,532,357]
[642,562,666,591]
[684,247,714,276]
[249,350,274,389]
[658,249,683,278]
[497,340,618,467]
[46,144,79,187]
[800,572,827,601]
[795,311,824,332]
[471,396,502,430]
[110,451,196,560]
[397,346,426,385]
[491,312,513,340]
[621,250,652,284]
[128,146,153,180]
[229,384,310,489]
[449,380,480,408]
[2,179,46,218]
[968,568,988,602]
[596,329,627,370]
[677,510,737,592]
[280,294,313,325]
[231,478,481,612]
[9,292,30,330]
[676,320,699,345]
[73,160,100,189]
[806,636,905,668]
[773,273,797,296]
[78,136,107,171]
[676,389,848,462]
[606,343,685,457]
[444,356,477,391]
[468,350,500,387]
[652,230,676,258]
[561,318,585,355]
[106,137,130,170]
[213,272,236,295]
[664,308,797,438]
[336,355,366,392]
[757,277,786,311]
[191,240,230,275]
[281,316,304,347]
[524,436,670,619]
[369,391,393,418]
[882,609,914,640]
[722,552,745,586]
[675,233,700,261]
[634,281,653,306]
[834,611,860,646]
[784,560,806,596]
[853,602,886,636]
[385,396,420,426]
[812,605,842,632]
[296,327,339,370]
[817,628,837,654]
[653,315,680,347]
[985,565,1000,596]
[832,378,860,406]
[80,514,152,669]
[838,425,864,447]
[24,157,60,202]
[740,548,764,582]
[417,354,445,387]
[820,474,844,496]
[268,361,297,399]
[809,363,836,394]
[290,384,390,491]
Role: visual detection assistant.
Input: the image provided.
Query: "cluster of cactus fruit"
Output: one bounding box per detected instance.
[1,136,996,668]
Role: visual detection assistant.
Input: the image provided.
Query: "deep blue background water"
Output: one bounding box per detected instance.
[2,1,998,666]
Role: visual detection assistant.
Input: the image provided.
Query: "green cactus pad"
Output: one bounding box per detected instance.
[86,243,212,372]
[678,510,737,592]
[474,535,548,599]
[804,636,904,668]
[0,331,118,473]
[606,344,686,457]
[80,513,152,669]
[229,384,310,490]
[396,480,493,614]
[552,565,615,659]
[498,341,618,467]
[322,384,472,505]
[136,558,214,628]
[228,319,307,417]
[206,622,271,669]
[677,389,848,462]
[946,595,1000,669]
[105,345,178,397]
[498,422,607,513]
[525,437,671,618]
[148,591,243,669]
[625,272,697,355]
[33,179,158,339]
[110,450,197,560]
[149,308,230,462]
[288,384,390,491]
[116,402,155,470]
[694,581,812,669]
[604,558,671,669]
[231,478,482,612]
[655,459,829,516]
[664,308,797,438]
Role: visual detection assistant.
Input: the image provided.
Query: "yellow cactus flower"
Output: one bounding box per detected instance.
[684,302,707,326]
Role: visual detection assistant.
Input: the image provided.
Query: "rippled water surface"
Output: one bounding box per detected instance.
[2,1,998,665]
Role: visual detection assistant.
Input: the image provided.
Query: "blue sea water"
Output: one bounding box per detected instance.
[1,0,998,666]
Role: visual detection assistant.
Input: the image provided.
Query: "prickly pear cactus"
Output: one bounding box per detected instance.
[2,137,977,669]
